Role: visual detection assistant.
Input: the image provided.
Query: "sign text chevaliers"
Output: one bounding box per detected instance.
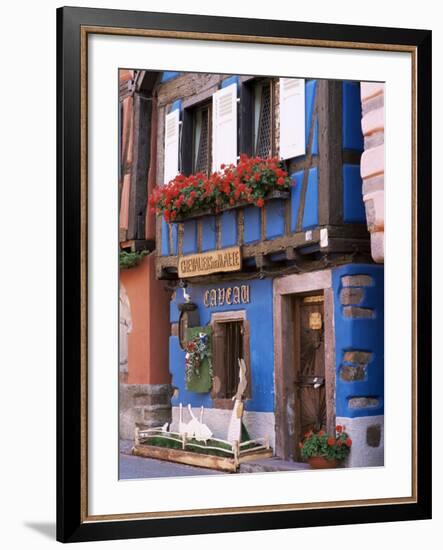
[178,246,241,278]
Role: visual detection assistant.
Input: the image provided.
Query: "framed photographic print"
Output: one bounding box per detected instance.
[57,6,432,543]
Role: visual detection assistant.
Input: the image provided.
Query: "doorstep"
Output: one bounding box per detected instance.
[239,457,310,473]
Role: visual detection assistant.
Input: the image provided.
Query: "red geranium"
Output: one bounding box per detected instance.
[149,155,292,221]
[336,425,343,433]
[345,438,352,447]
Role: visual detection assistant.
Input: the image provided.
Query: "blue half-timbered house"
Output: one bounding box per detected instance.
[148,71,384,467]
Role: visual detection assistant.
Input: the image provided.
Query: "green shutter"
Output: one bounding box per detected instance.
[185,326,213,393]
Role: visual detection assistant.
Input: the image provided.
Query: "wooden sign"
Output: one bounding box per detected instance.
[204,285,250,307]
[178,246,241,278]
[309,312,323,330]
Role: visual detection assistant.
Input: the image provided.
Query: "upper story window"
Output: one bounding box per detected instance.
[193,102,212,175]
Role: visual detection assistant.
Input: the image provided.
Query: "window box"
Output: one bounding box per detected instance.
[149,155,292,224]
[169,189,289,223]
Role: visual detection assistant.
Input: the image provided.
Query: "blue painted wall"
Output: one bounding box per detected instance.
[342,82,364,151]
[161,71,181,83]
[201,216,217,251]
[169,278,275,413]
[183,220,198,254]
[305,80,318,152]
[265,200,286,239]
[332,264,384,418]
[220,211,238,247]
[221,76,241,90]
[161,219,170,256]
[343,164,366,224]
[243,206,261,244]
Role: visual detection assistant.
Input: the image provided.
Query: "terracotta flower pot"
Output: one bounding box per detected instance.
[308,456,341,469]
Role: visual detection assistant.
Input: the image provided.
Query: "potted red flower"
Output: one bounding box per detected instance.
[149,155,292,223]
[299,425,352,469]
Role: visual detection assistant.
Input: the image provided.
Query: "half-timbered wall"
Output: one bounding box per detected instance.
[155,74,369,279]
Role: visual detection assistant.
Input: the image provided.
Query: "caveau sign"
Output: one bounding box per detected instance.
[178,246,241,278]
[204,285,250,308]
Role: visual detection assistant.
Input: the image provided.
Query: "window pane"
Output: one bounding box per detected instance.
[224,321,243,398]
[194,107,210,174]
[255,82,272,158]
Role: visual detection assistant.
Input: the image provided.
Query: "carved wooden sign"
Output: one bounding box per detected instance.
[203,285,250,307]
[178,246,241,278]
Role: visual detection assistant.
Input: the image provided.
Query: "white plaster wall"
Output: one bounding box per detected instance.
[336,415,384,468]
[171,406,276,449]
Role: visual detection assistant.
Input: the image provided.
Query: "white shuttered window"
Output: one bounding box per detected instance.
[279,78,306,160]
[163,109,180,184]
[212,83,237,172]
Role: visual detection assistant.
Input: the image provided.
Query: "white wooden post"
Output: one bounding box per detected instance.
[134,426,140,446]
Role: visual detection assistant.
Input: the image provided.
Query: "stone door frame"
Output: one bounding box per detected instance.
[273,269,336,460]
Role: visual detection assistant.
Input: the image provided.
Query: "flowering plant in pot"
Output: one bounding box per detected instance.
[299,425,352,468]
[149,155,292,223]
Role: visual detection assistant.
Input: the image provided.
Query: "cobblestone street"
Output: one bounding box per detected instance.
[119,452,225,479]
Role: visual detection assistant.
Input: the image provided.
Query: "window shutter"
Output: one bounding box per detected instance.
[212,322,226,398]
[279,78,305,160]
[163,109,180,184]
[212,83,237,171]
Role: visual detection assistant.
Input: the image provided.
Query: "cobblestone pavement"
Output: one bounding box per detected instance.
[119,453,225,479]
[119,440,309,479]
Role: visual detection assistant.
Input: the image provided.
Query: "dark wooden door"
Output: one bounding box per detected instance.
[294,295,326,460]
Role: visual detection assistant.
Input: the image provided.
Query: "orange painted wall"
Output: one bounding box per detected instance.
[120,254,171,385]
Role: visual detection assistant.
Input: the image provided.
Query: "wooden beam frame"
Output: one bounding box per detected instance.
[127,91,152,240]
[317,80,343,226]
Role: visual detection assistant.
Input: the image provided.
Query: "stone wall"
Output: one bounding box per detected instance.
[360,83,385,263]
[119,382,173,440]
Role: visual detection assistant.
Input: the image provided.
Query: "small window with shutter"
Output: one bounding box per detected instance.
[279,77,306,160]
[212,318,251,403]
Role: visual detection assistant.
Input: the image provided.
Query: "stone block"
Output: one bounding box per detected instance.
[341,274,373,287]
[340,287,364,306]
[361,144,384,179]
[343,350,373,364]
[361,107,384,136]
[362,174,384,196]
[339,365,366,381]
[363,189,384,232]
[343,306,375,319]
[366,424,382,447]
[361,92,384,116]
[361,82,384,102]
[370,231,384,264]
[349,397,379,409]
[364,131,384,150]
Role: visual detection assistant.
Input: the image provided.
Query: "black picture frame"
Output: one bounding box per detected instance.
[57,6,432,543]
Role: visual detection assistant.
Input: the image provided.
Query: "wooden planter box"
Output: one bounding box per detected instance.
[132,443,273,473]
[169,190,290,223]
